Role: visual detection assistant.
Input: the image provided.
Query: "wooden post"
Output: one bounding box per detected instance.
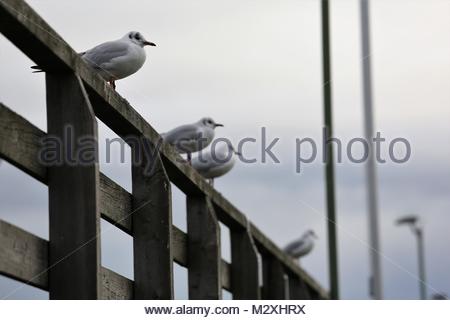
[231,223,260,299]
[187,196,221,299]
[131,137,173,299]
[288,274,311,299]
[262,256,286,299]
[46,73,101,299]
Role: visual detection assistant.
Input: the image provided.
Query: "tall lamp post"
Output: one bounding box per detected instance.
[395,215,427,300]
[321,0,339,299]
[360,0,383,300]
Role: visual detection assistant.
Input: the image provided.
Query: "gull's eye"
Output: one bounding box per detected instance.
[134,33,141,40]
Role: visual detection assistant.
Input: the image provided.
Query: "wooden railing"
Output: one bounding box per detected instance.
[0,0,328,299]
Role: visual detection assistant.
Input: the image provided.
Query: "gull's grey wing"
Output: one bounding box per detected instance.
[82,41,130,68]
[163,124,201,144]
[284,238,305,255]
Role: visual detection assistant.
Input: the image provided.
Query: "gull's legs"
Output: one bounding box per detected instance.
[107,81,116,90]
[187,152,192,164]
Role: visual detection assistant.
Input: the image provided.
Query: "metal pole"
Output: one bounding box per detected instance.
[360,0,383,299]
[416,228,427,299]
[321,0,339,299]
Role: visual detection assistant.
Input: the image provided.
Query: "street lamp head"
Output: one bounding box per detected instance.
[396,215,418,226]
[395,214,426,300]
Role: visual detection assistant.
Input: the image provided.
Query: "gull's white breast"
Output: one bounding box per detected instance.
[101,45,146,80]
[192,149,236,179]
[284,236,315,258]
[164,125,215,154]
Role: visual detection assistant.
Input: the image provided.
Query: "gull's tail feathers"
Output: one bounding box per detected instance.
[30,65,44,73]
[30,52,84,73]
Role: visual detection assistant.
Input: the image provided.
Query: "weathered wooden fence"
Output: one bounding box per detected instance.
[0,0,328,299]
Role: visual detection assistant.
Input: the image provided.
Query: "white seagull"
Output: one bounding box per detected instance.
[191,141,240,186]
[284,230,318,259]
[162,117,223,162]
[32,31,155,89]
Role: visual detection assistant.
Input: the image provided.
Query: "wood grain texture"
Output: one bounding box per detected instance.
[0,220,48,290]
[262,256,287,299]
[221,260,231,292]
[0,103,47,183]
[287,274,311,299]
[100,174,132,233]
[131,137,173,299]
[231,225,260,299]
[46,73,101,299]
[187,197,222,299]
[100,268,133,300]
[0,219,133,299]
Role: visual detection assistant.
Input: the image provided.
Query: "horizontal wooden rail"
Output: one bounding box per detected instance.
[0,0,327,298]
[0,219,132,299]
[0,219,48,290]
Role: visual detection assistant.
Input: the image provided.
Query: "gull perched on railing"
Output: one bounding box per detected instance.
[191,141,240,186]
[284,230,318,260]
[162,117,223,163]
[32,31,156,89]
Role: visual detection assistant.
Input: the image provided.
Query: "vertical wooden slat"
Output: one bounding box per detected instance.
[308,286,322,300]
[131,137,173,299]
[187,196,221,299]
[288,274,311,299]
[46,73,101,299]
[262,256,286,299]
[231,224,260,299]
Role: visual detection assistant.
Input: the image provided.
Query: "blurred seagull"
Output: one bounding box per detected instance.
[284,230,318,259]
[32,31,155,89]
[191,141,240,186]
[162,117,223,162]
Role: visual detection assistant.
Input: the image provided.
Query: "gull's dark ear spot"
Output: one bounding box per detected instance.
[128,33,133,39]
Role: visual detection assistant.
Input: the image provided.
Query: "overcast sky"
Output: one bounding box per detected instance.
[1,0,450,299]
